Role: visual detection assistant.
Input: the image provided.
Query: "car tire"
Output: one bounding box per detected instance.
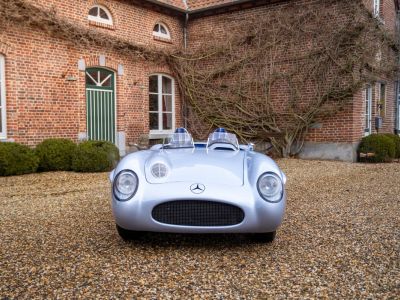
[250,231,276,243]
[116,225,141,241]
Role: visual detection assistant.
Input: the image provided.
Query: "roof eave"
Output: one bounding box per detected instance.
[142,0,262,15]
[189,0,256,14]
[138,0,187,15]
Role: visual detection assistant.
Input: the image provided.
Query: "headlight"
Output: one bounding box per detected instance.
[257,172,283,203]
[113,170,138,201]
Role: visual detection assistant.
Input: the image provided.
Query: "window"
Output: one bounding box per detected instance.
[149,75,174,133]
[88,5,113,25]
[153,23,171,39]
[373,0,380,18]
[365,85,372,136]
[0,55,6,139]
[86,68,113,88]
[378,82,386,118]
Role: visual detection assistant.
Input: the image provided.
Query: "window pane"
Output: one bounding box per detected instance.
[160,25,167,34]
[162,95,172,112]
[149,94,158,111]
[90,70,98,80]
[149,76,158,93]
[153,24,159,32]
[162,76,172,94]
[99,71,112,87]
[99,8,109,20]
[86,71,97,86]
[380,84,386,100]
[102,76,112,87]
[162,113,172,130]
[150,113,159,130]
[89,7,98,17]
[380,84,386,117]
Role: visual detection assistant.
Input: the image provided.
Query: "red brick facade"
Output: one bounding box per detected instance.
[0,0,399,160]
[0,0,183,148]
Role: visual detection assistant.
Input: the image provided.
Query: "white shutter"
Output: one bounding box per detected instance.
[374,0,380,17]
[0,55,6,139]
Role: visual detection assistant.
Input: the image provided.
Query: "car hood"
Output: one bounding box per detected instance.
[144,148,245,186]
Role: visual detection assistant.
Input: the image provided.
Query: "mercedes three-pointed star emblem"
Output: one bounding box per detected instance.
[190,183,205,194]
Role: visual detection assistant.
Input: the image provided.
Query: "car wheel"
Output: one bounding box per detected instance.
[116,225,141,241]
[250,231,276,243]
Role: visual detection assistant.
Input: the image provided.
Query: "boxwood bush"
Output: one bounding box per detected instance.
[358,134,396,163]
[72,140,120,172]
[0,142,39,176]
[382,133,400,159]
[35,138,77,171]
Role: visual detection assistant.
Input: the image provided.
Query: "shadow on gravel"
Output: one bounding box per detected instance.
[118,232,269,248]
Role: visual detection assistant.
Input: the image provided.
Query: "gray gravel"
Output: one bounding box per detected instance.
[0,159,399,299]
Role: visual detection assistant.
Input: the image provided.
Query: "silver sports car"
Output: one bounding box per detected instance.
[110,128,286,242]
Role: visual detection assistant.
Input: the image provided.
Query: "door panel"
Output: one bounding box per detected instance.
[85,68,115,143]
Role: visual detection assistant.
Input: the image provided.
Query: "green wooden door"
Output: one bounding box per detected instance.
[85,68,116,143]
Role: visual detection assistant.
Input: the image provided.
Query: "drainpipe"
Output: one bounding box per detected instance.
[184,12,189,50]
[183,11,189,128]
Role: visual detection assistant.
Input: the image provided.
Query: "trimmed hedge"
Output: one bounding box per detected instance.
[0,142,39,176]
[35,138,77,171]
[358,134,396,163]
[382,134,400,159]
[72,140,120,172]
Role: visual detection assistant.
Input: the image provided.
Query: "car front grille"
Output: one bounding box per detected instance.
[152,200,245,227]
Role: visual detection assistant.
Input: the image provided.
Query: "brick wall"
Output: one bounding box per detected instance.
[0,0,398,150]
[187,0,399,144]
[0,0,183,146]
[362,0,398,33]
[359,0,398,137]
[26,0,184,48]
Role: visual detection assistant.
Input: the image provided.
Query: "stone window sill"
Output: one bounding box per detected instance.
[89,20,115,30]
[153,36,172,44]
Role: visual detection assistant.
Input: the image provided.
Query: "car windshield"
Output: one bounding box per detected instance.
[207,131,239,149]
[163,132,194,149]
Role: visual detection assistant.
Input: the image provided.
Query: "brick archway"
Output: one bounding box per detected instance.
[80,55,122,74]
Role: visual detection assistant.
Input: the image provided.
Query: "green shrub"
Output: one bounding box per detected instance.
[358,134,396,163]
[72,140,120,172]
[382,134,400,158]
[35,138,77,171]
[0,142,39,176]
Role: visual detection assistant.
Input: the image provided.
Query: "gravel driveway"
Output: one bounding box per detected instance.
[0,159,399,298]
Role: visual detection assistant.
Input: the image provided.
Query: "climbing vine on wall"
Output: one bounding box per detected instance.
[0,0,398,156]
[0,0,166,61]
[168,0,399,156]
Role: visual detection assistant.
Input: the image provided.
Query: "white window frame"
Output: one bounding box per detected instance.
[365,85,373,136]
[152,23,171,39]
[0,55,6,139]
[373,0,380,17]
[88,5,113,26]
[149,74,175,134]
[396,81,400,132]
